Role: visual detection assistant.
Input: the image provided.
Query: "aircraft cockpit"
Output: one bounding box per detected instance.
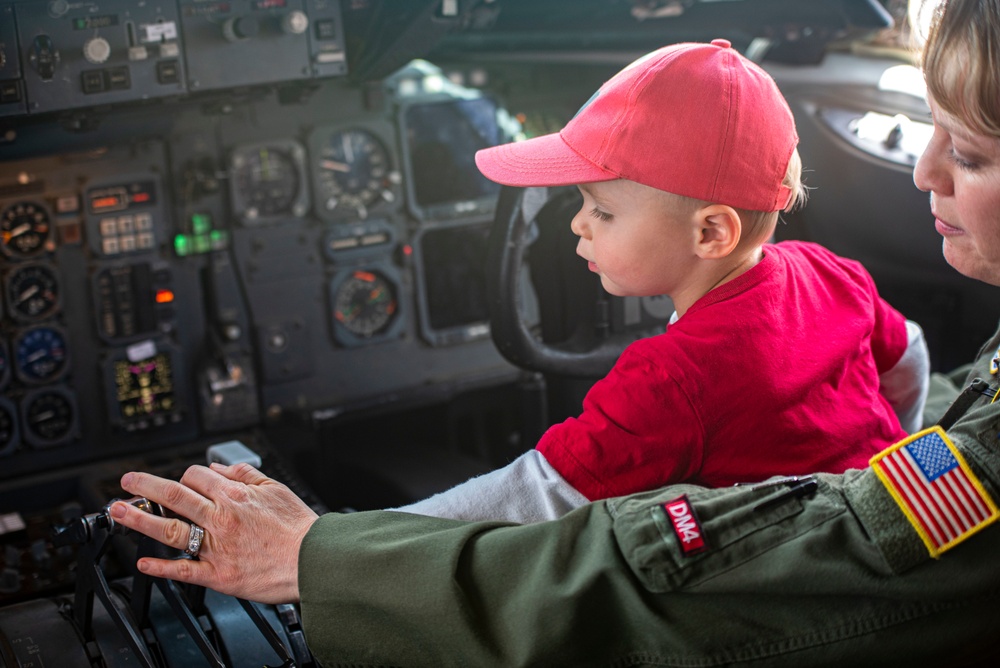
[0,0,995,665]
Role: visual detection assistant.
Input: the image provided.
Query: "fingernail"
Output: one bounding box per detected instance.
[121,473,133,488]
[110,503,126,519]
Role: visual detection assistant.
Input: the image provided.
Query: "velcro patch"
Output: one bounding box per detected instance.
[871,426,1000,558]
[663,495,708,556]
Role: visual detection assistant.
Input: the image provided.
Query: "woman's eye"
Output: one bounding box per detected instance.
[949,148,980,171]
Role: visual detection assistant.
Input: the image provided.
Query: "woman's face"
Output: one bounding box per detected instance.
[913,96,1000,287]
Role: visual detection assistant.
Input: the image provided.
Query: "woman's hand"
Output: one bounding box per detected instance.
[110,462,320,604]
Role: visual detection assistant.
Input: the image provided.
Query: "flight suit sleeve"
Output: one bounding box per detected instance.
[296,327,1000,668]
[298,505,633,667]
[299,458,1000,667]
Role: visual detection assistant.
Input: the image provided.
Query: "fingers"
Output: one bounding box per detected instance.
[181,463,269,508]
[111,500,218,586]
[110,500,195,552]
[209,461,272,486]
[133,554,214,590]
[120,471,212,523]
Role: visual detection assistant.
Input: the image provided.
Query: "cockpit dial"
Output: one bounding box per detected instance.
[6,263,61,322]
[312,128,396,220]
[14,325,69,384]
[230,142,308,222]
[0,201,52,259]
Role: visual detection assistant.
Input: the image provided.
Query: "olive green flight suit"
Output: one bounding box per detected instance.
[298,327,1000,667]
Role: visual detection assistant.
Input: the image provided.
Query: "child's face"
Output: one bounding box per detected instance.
[571,180,699,297]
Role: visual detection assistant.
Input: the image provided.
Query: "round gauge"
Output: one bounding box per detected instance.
[14,326,69,384]
[231,145,305,221]
[1,200,52,259]
[331,268,400,341]
[6,263,61,322]
[21,387,77,448]
[314,129,393,219]
[0,397,18,456]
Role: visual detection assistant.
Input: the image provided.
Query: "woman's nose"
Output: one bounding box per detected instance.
[913,135,952,196]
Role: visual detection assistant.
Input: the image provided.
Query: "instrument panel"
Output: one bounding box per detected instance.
[0,30,528,485]
[0,0,347,118]
[0,46,533,662]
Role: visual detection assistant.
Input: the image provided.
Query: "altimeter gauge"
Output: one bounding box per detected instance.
[312,127,397,220]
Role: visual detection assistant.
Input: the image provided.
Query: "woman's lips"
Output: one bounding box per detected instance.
[935,217,962,236]
[587,261,599,273]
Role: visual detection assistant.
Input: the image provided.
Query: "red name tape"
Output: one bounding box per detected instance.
[663,495,708,556]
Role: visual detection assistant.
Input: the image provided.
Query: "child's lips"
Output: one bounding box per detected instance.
[577,251,599,273]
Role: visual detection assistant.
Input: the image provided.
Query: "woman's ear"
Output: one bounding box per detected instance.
[694,204,742,259]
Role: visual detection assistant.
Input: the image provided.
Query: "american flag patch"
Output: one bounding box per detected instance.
[871,426,999,557]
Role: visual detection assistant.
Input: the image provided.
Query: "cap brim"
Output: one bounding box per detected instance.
[475,132,619,187]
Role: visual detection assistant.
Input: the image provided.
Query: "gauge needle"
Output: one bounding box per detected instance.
[30,410,55,423]
[260,149,271,180]
[342,134,355,163]
[321,159,350,172]
[16,286,39,303]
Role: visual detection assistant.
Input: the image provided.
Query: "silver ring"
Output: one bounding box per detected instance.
[185,523,205,558]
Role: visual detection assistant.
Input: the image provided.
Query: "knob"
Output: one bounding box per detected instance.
[47,0,69,18]
[83,36,111,64]
[223,16,260,42]
[281,11,309,35]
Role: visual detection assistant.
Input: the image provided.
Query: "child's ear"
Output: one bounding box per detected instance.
[694,204,742,259]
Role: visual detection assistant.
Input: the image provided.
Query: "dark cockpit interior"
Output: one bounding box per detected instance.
[1,0,996,665]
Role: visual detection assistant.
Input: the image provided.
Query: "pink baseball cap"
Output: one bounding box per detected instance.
[475,39,798,212]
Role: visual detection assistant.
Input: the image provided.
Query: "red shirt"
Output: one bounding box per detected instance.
[537,241,909,500]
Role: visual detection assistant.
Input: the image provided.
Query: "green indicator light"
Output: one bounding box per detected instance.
[174,234,191,257]
[192,212,213,235]
[209,229,229,249]
[193,234,211,254]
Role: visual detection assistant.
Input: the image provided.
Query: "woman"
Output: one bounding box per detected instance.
[110,0,1000,664]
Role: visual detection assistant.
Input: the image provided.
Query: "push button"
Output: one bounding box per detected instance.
[107,66,131,90]
[156,60,179,85]
[81,69,106,94]
[314,19,337,40]
[0,80,21,103]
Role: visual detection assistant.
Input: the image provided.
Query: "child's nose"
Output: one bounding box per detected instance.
[570,211,590,238]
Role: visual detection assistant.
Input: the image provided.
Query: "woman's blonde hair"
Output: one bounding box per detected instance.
[922,0,1000,138]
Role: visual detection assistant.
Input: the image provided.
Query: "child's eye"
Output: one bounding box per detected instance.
[589,206,613,222]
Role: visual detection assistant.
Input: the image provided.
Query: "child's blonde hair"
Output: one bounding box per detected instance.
[659,147,807,250]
